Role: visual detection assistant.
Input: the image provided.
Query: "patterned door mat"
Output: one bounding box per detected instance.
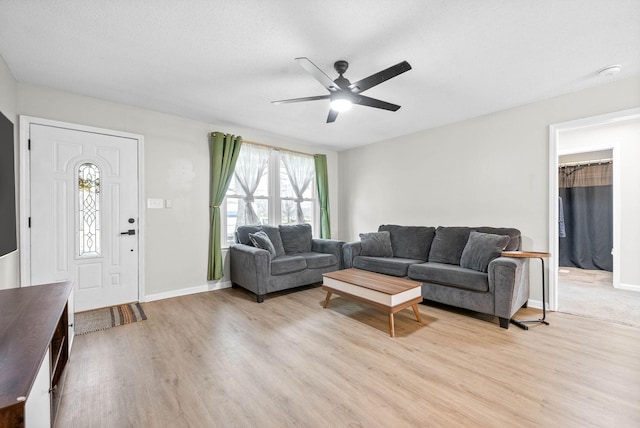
[75,302,147,335]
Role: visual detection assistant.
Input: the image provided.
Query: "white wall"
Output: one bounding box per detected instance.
[339,76,640,302]
[559,119,640,287]
[0,54,20,290]
[7,60,639,302]
[16,84,340,298]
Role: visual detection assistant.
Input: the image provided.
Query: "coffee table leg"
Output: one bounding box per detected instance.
[388,313,395,337]
[322,291,332,308]
[412,304,423,324]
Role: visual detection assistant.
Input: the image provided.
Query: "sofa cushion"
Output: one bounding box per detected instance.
[408,262,489,292]
[359,231,393,257]
[428,227,471,265]
[279,223,313,254]
[271,255,307,275]
[237,225,286,257]
[473,227,521,251]
[298,252,337,269]
[236,225,263,246]
[261,224,286,257]
[460,231,510,272]
[249,231,276,257]
[353,256,423,277]
[378,225,436,261]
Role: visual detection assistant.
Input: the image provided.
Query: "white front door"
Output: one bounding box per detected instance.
[29,123,140,312]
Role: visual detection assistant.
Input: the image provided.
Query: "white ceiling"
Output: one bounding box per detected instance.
[1,1,639,151]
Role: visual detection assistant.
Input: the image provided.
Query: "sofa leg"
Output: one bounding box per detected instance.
[521,301,528,309]
[231,283,238,289]
[499,317,510,329]
[256,294,265,303]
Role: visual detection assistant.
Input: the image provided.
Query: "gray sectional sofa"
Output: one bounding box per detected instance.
[230,224,344,302]
[343,225,530,328]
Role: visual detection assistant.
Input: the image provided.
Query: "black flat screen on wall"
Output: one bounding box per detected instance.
[0,111,17,257]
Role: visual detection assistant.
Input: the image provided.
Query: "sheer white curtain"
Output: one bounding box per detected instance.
[282,152,314,223]
[234,144,269,225]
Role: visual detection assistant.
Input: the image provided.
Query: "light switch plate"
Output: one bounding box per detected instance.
[147,198,164,209]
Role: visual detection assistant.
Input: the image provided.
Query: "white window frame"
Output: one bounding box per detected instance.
[221,147,319,248]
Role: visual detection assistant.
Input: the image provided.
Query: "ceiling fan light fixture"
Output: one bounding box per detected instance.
[330,98,352,112]
[273,57,411,122]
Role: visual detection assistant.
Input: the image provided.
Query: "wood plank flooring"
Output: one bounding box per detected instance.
[56,285,640,428]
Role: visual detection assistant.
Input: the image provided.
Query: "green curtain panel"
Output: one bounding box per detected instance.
[314,154,331,238]
[208,132,243,280]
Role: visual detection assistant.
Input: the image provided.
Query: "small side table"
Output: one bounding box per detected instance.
[501,251,551,330]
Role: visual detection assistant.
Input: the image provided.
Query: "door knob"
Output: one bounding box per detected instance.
[120,229,136,235]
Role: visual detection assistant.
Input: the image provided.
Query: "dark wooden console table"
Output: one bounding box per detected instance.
[0,281,72,428]
[502,251,550,330]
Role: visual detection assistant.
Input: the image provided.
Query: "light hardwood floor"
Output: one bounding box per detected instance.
[56,285,640,428]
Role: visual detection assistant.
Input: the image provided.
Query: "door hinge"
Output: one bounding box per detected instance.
[28,139,31,150]
[28,217,31,228]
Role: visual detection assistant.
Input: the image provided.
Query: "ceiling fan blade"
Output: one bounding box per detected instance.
[296,57,342,91]
[271,95,330,104]
[326,109,339,123]
[353,95,401,111]
[349,61,411,94]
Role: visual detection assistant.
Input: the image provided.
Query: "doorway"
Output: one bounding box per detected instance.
[19,117,145,312]
[557,150,622,323]
[549,107,640,326]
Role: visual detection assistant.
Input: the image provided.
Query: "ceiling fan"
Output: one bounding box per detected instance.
[272,57,412,123]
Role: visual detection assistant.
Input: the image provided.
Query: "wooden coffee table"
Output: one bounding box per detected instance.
[322,268,423,337]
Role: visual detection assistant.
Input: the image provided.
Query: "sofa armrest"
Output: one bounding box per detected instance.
[230,243,271,296]
[488,257,530,319]
[312,239,345,267]
[342,241,362,269]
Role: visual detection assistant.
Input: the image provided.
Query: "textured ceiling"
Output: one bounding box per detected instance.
[1,0,639,151]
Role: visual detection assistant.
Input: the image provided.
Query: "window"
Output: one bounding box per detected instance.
[78,162,101,257]
[280,151,315,225]
[222,144,318,246]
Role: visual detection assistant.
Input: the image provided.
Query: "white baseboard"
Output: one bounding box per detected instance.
[615,283,640,292]
[143,281,232,302]
[526,299,547,310]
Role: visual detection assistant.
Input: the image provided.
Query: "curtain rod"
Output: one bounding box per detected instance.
[559,158,613,168]
[242,140,315,157]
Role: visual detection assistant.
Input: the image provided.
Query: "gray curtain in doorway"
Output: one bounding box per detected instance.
[558,163,613,271]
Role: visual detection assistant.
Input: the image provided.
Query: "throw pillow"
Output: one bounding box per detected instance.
[460,231,510,272]
[359,231,393,257]
[249,231,277,257]
[260,224,286,257]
